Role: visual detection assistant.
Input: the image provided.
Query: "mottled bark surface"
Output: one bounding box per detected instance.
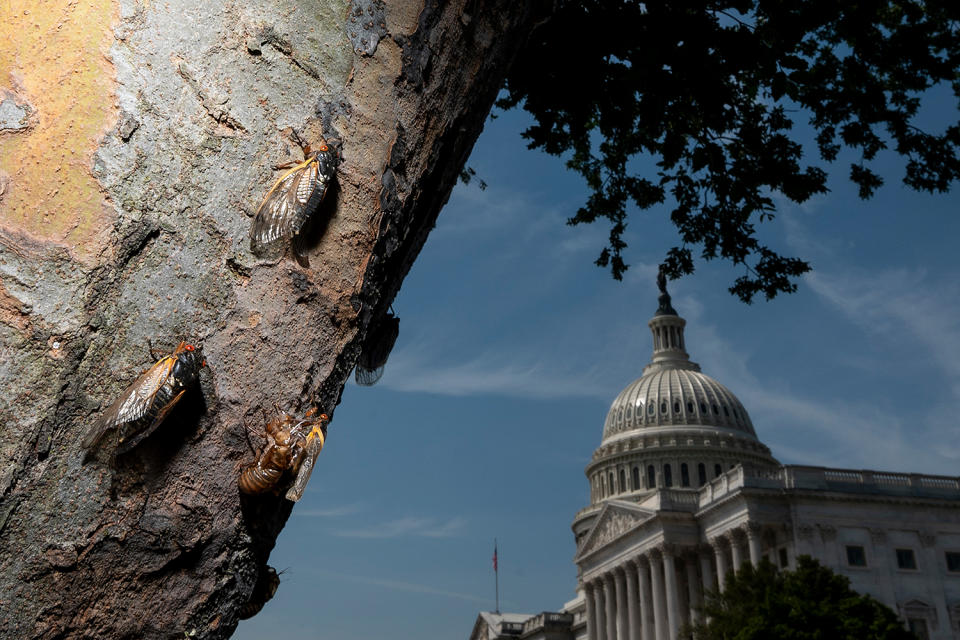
[0,1,542,637]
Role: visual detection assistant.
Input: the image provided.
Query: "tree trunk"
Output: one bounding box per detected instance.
[0,1,542,637]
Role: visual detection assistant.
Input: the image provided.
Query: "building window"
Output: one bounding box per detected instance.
[700,402,707,413]
[896,548,917,570]
[647,465,656,489]
[714,463,722,478]
[664,464,673,487]
[660,402,667,414]
[779,548,789,568]
[687,401,694,413]
[673,401,681,413]
[680,463,690,487]
[697,463,707,486]
[907,618,930,640]
[632,466,640,491]
[609,472,614,494]
[619,469,626,494]
[947,551,960,572]
[846,545,867,567]
[648,403,655,415]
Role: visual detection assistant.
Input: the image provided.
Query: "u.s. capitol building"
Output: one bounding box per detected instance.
[470,286,960,640]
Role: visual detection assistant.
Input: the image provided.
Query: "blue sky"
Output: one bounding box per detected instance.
[234,96,960,639]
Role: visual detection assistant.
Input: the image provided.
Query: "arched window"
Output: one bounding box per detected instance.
[714,463,722,478]
[664,464,673,487]
[680,463,690,487]
[609,472,615,494]
[619,469,626,494]
[632,466,640,491]
[647,465,656,489]
[698,463,707,486]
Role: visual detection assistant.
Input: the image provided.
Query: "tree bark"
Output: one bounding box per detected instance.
[0,1,543,637]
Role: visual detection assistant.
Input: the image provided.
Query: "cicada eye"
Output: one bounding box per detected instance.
[184,344,195,351]
[320,413,329,421]
[319,144,328,152]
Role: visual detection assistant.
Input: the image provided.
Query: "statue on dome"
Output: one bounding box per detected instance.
[656,268,677,316]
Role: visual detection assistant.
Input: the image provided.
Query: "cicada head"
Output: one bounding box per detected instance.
[309,140,340,176]
[172,341,205,385]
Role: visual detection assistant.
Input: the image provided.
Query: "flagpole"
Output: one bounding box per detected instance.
[494,538,499,614]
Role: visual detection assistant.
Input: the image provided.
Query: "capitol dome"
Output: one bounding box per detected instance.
[602,367,757,442]
[574,279,778,532]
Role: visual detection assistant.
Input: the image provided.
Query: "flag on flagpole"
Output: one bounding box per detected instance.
[492,541,498,572]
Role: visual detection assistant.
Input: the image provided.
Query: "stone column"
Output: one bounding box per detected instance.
[746,524,763,566]
[615,567,628,639]
[686,553,702,625]
[626,562,641,640]
[713,539,729,592]
[662,547,680,640]
[650,551,668,640]
[699,548,714,594]
[585,582,598,640]
[729,532,744,571]
[595,580,606,640]
[604,573,617,640]
[638,556,654,640]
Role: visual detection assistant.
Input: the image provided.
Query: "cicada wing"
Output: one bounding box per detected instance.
[114,388,186,454]
[81,357,176,450]
[285,430,324,502]
[354,364,385,386]
[250,158,319,254]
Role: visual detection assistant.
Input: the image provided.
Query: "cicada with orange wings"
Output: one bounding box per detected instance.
[82,341,206,454]
[249,138,339,266]
[355,310,400,386]
[285,407,330,502]
[238,405,330,501]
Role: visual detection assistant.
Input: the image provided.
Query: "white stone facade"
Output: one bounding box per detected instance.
[470,289,960,640]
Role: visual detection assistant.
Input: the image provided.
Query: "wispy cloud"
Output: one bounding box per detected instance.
[292,503,364,518]
[309,569,493,605]
[332,516,467,539]
[379,347,614,399]
[806,267,960,382]
[679,286,960,474]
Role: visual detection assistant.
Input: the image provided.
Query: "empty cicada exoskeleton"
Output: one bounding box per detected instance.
[82,341,206,455]
[239,405,330,501]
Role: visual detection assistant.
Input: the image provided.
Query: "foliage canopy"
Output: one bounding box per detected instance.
[500,0,960,301]
[689,556,915,640]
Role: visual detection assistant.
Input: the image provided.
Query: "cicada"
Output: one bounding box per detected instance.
[82,341,206,454]
[239,565,281,620]
[238,405,330,502]
[249,138,339,266]
[355,310,400,386]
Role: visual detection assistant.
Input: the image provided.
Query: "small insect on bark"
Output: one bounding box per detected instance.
[239,565,281,620]
[238,405,330,501]
[249,136,339,267]
[355,309,400,386]
[82,341,206,454]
